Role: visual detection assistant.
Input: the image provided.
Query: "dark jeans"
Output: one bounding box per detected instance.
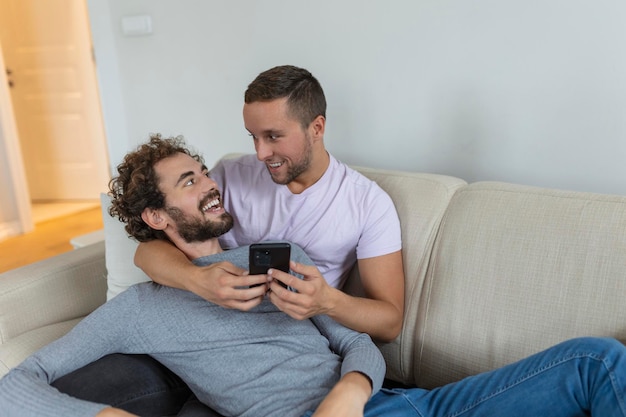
[51,353,223,417]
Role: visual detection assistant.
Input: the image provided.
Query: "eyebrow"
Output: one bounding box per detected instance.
[174,164,208,186]
[247,128,282,136]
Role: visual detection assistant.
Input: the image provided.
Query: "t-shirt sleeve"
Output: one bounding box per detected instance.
[356,183,402,260]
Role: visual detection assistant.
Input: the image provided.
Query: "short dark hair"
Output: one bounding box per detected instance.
[244,65,326,129]
[108,134,203,242]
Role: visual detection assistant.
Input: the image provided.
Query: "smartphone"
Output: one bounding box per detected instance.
[249,242,292,290]
[249,242,291,274]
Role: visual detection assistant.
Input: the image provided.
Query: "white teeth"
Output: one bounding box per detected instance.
[268,161,282,168]
[201,198,219,212]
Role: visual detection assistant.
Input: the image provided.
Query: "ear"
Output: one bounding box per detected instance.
[309,114,325,140]
[141,207,167,231]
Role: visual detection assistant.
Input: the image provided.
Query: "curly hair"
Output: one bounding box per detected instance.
[108,134,203,242]
[244,65,326,129]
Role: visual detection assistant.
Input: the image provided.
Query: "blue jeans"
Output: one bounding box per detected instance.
[305,337,626,416]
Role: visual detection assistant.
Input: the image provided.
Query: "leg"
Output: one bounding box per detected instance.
[52,353,192,417]
[177,394,225,417]
[364,337,626,417]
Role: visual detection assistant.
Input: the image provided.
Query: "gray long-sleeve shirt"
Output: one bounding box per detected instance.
[0,243,385,417]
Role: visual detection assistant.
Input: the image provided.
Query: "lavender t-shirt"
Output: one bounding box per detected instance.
[211,154,401,289]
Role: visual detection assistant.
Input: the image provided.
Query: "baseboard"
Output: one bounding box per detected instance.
[0,221,21,242]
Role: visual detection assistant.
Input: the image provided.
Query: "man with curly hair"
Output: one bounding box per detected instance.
[0,135,385,417]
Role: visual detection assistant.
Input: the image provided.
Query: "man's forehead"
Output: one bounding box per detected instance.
[155,153,204,187]
[244,99,297,130]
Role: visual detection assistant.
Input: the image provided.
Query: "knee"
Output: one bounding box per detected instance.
[564,336,625,358]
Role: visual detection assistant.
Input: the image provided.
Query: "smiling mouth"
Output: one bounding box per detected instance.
[267,160,284,169]
[200,193,222,213]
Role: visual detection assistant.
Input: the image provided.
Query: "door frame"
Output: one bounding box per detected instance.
[0,40,33,237]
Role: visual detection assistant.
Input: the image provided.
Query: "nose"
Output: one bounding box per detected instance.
[255,139,273,161]
[202,175,218,190]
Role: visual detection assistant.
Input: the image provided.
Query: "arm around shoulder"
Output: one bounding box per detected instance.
[134,239,197,290]
[135,240,266,310]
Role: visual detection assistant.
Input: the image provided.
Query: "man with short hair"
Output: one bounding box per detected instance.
[137,66,404,342]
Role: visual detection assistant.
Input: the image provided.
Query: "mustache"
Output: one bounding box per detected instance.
[199,190,222,210]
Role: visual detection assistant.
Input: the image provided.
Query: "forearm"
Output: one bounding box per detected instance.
[333,251,404,342]
[326,288,403,342]
[336,371,373,400]
[135,240,196,291]
[312,372,372,417]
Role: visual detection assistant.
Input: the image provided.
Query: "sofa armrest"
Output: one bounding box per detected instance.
[0,241,107,346]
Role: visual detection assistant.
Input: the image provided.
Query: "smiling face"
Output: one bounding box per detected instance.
[152,152,233,243]
[243,97,327,192]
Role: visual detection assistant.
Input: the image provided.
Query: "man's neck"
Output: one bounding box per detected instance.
[286,150,331,194]
[168,236,224,261]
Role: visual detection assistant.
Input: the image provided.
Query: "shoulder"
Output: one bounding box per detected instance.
[329,155,393,205]
[211,155,271,192]
[212,154,261,175]
[330,155,381,190]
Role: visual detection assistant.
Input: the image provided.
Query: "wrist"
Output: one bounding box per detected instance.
[338,372,372,403]
[184,264,206,294]
[325,286,346,317]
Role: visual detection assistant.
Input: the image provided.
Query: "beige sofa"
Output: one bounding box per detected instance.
[2,160,626,392]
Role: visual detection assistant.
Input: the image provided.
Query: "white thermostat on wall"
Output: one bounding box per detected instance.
[121,15,153,36]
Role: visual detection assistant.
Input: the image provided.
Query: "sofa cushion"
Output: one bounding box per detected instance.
[0,318,83,377]
[0,242,107,378]
[416,181,626,389]
[101,193,150,300]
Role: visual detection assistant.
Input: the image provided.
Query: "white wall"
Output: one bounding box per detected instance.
[87,0,626,195]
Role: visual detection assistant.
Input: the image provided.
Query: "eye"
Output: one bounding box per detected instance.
[184,178,195,186]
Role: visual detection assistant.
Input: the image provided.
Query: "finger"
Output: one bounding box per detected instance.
[225,295,265,312]
[235,281,269,297]
[267,289,310,320]
[267,268,299,290]
[233,273,268,288]
[289,261,320,279]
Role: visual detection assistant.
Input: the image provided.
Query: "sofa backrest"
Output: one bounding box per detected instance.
[413,181,626,389]
[345,166,466,383]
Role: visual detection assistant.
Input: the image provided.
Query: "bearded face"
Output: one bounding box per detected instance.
[165,206,234,243]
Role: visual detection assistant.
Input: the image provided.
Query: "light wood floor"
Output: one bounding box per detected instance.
[0,207,103,273]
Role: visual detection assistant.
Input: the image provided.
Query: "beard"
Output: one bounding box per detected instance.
[270,132,313,185]
[165,206,234,243]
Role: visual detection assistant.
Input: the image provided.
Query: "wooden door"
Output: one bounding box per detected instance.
[0,0,109,200]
